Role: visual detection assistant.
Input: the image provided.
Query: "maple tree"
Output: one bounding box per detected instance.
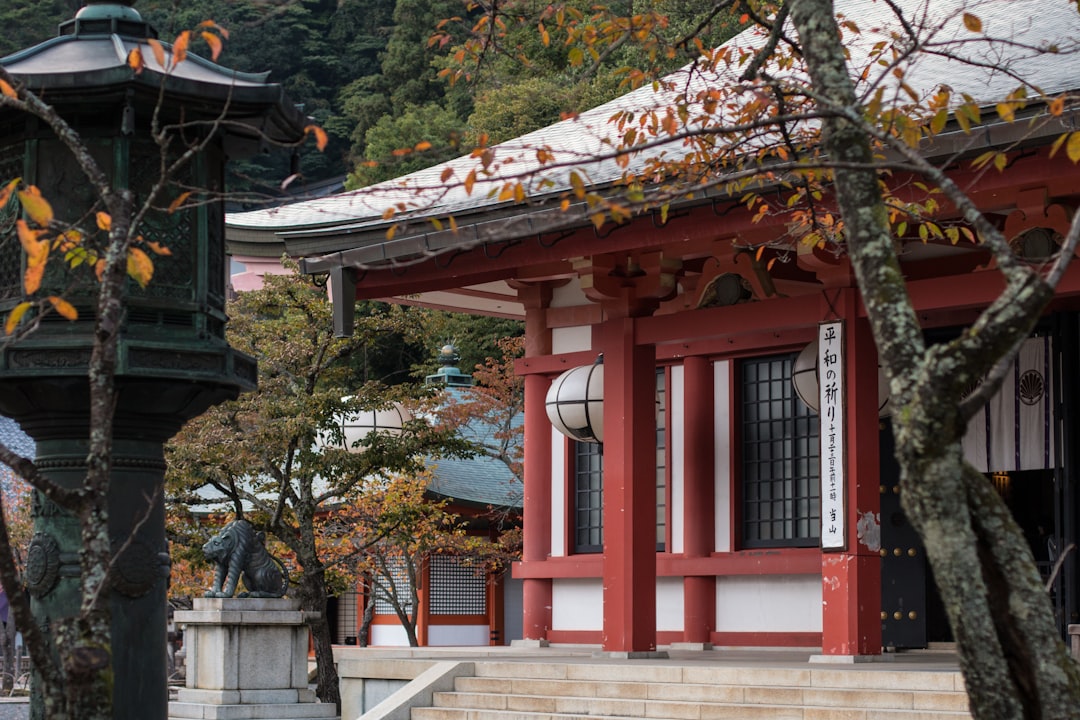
[165,266,472,706]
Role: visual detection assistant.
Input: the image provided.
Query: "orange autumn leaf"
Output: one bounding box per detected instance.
[17,186,53,226]
[305,125,328,151]
[17,219,48,267]
[198,20,229,40]
[96,211,111,231]
[127,247,154,288]
[94,259,106,282]
[23,264,44,295]
[4,302,31,335]
[0,80,17,99]
[201,32,223,62]
[168,191,192,214]
[145,240,172,256]
[173,31,191,65]
[147,38,167,68]
[46,296,77,320]
[127,47,145,74]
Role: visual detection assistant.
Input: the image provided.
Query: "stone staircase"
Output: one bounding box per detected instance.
[409,660,971,720]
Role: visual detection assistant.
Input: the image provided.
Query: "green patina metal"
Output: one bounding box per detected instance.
[0,3,304,718]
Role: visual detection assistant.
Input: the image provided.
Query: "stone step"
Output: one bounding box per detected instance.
[413,705,970,720]
[470,662,962,693]
[452,677,967,712]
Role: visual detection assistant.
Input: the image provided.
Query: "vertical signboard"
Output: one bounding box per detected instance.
[819,320,846,550]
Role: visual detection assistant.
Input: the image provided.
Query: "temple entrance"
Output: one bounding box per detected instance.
[881,322,1080,649]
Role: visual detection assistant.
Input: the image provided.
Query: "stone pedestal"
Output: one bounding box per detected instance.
[169,598,337,720]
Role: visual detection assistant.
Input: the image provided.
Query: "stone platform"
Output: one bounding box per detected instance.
[168,598,337,720]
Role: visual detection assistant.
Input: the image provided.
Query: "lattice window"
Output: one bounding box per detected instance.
[428,555,487,615]
[574,441,603,553]
[334,588,359,644]
[373,557,413,614]
[741,353,820,548]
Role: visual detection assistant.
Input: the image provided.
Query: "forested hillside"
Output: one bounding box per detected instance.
[3,0,740,195]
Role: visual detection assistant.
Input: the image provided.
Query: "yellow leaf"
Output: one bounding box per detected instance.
[305,125,328,151]
[993,153,1007,171]
[173,31,191,65]
[0,178,18,207]
[201,32,223,62]
[569,171,586,199]
[929,108,947,134]
[4,302,31,335]
[1067,132,1080,164]
[147,38,167,68]
[1050,132,1069,158]
[17,186,53,226]
[47,296,77,320]
[168,191,192,214]
[96,211,111,231]
[127,47,145,74]
[962,13,982,33]
[127,247,154,288]
[0,79,17,99]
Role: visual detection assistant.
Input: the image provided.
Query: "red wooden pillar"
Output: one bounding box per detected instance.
[682,355,715,644]
[521,372,553,640]
[518,282,554,642]
[599,316,658,652]
[820,289,882,656]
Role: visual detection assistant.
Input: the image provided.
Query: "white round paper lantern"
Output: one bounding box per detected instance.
[791,339,892,417]
[545,360,604,443]
[338,401,411,452]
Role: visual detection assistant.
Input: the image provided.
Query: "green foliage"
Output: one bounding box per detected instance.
[346,103,466,188]
[0,1,78,58]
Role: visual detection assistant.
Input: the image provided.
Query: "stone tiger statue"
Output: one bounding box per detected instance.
[203,519,288,599]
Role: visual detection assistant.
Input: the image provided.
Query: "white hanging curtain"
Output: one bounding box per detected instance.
[962,336,1055,472]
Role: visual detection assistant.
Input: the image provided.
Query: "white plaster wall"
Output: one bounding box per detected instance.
[670,364,685,553]
[550,282,589,308]
[552,578,603,630]
[427,625,491,646]
[551,325,592,354]
[657,577,684,632]
[714,360,732,552]
[369,624,411,647]
[715,575,823,632]
[550,426,566,557]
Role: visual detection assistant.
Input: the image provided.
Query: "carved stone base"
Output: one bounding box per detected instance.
[168,598,337,720]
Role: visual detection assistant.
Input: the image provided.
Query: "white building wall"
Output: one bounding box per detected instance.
[552,326,591,354]
[657,577,684,632]
[427,625,490,646]
[714,359,732,552]
[552,578,603,630]
[715,575,823,632]
[369,624,411,647]
[551,426,566,557]
[669,364,685,553]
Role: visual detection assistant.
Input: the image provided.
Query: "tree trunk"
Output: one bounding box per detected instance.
[788,0,1080,716]
[297,569,340,709]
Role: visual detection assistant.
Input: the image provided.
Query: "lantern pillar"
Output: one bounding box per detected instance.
[0,4,305,718]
